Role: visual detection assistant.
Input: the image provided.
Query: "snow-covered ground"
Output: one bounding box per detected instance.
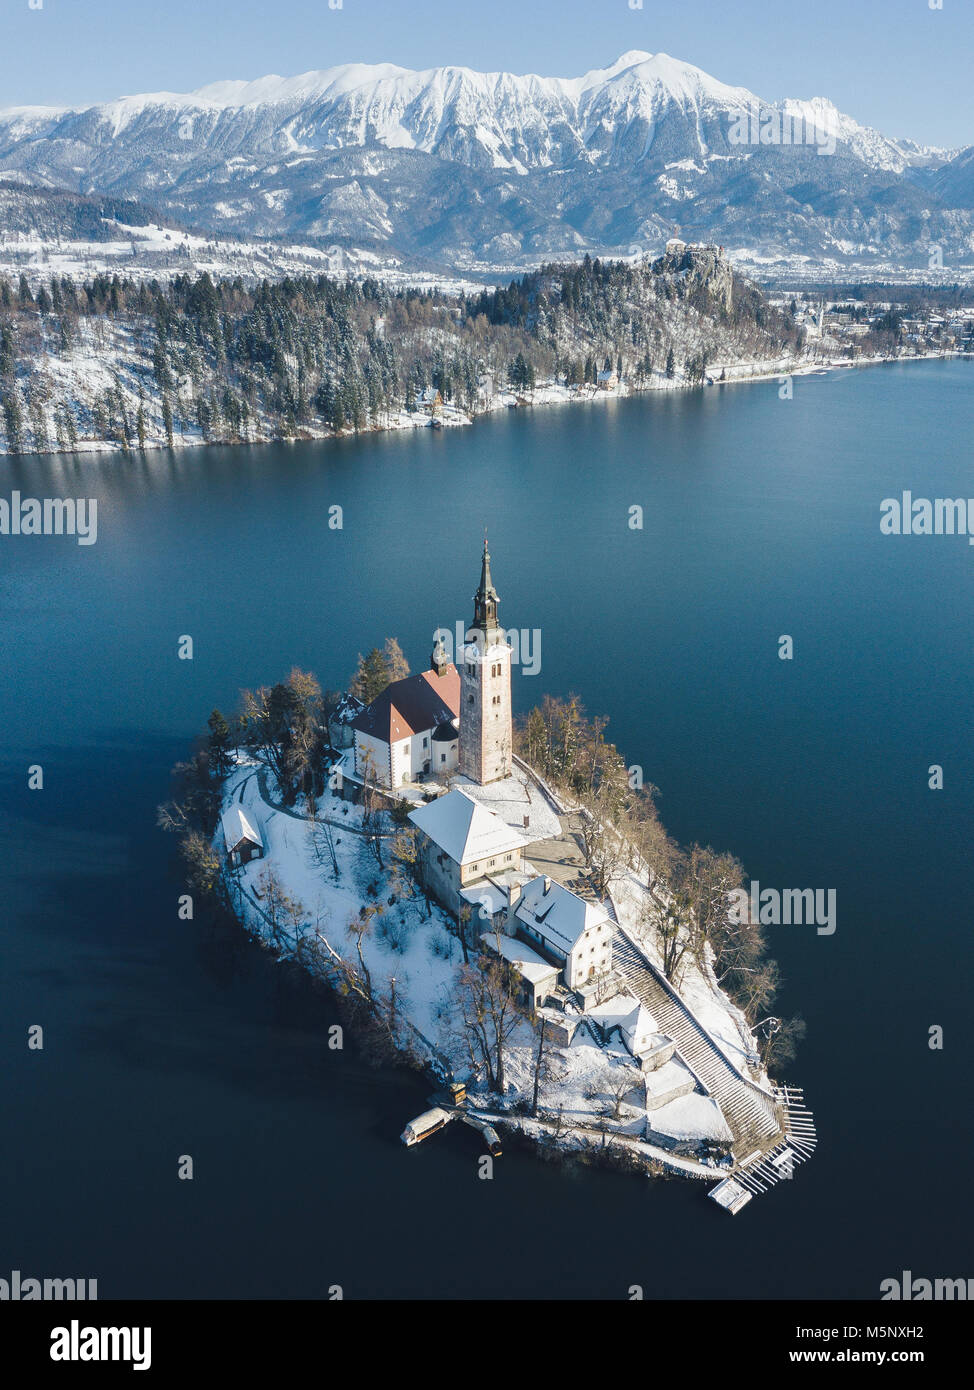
[0,219,491,296]
[220,754,759,1179]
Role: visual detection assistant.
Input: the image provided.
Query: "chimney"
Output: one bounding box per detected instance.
[523,814,530,829]
[543,875,551,894]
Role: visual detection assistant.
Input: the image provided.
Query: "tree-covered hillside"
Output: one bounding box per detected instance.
[0,246,807,455]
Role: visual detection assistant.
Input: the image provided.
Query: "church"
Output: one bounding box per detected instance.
[346,540,616,1008]
[350,538,513,790]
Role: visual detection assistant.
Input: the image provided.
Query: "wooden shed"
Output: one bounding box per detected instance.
[221,805,263,868]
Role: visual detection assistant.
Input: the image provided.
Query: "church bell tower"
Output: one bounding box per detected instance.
[459,537,512,785]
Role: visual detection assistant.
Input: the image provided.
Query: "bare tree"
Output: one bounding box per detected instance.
[454,954,524,1094]
[531,1014,549,1117]
[308,795,341,881]
[347,902,384,1008]
[605,1067,637,1120]
[644,891,694,985]
[682,844,744,967]
[389,825,431,918]
[257,867,307,950]
[383,637,410,682]
[577,793,627,895]
[357,749,386,869]
[755,1013,806,1073]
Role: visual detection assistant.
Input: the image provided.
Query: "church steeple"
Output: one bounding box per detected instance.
[472,533,499,633]
[459,535,512,785]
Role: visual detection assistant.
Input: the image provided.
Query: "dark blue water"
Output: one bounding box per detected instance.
[2,360,972,1298]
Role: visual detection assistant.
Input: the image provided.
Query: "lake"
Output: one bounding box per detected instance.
[2,359,972,1298]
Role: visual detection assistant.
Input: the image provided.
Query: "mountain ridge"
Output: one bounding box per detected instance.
[1,51,971,274]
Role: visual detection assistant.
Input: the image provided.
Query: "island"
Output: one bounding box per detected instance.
[161,540,815,1214]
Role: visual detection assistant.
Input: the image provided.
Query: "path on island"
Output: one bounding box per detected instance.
[249,764,388,837]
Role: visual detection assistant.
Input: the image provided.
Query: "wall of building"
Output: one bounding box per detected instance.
[459,634,513,785]
[430,733,459,776]
[354,730,393,788]
[417,837,463,913]
[566,922,614,990]
[458,847,522,888]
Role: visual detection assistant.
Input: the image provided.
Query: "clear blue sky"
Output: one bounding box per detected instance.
[2,0,971,148]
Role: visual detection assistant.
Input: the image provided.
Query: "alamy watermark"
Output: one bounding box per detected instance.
[0,492,97,545]
[50,1320,151,1372]
[728,880,836,936]
[433,622,541,675]
[728,102,837,156]
[1,1269,97,1299]
[881,1270,974,1300]
[880,493,974,544]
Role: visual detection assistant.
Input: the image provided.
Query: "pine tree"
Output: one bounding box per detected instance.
[161,394,174,448]
[207,709,234,774]
[351,648,394,704]
[2,389,23,452]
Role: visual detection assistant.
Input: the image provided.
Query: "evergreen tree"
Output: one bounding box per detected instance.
[207,709,234,774]
[351,648,394,704]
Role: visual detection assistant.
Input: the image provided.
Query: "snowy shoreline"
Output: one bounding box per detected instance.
[2,346,963,461]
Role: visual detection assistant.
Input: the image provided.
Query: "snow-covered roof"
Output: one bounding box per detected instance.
[515,877,610,955]
[589,994,659,1056]
[221,804,262,851]
[461,882,509,917]
[480,932,560,986]
[330,692,365,725]
[409,789,529,866]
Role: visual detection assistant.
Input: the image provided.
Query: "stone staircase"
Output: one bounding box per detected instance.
[612,929,783,1160]
[731,1087,818,1198]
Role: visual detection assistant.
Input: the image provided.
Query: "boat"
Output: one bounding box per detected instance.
[481,1124,502,1157]
[400,1107,453,1146]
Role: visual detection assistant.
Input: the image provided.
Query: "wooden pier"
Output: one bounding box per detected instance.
[709,1085,817,1212]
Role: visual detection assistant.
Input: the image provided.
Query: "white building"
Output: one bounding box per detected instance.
[514,876,614,992]
[479,931,560,1011]
[408,788,532,909]
[350,651,460,789]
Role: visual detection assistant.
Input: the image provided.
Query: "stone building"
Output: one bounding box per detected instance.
[408,788,531,912]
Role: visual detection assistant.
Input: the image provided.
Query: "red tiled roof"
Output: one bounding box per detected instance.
[350,665,460,743]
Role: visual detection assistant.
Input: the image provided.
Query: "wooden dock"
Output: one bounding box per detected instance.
[709,1085,817,1211]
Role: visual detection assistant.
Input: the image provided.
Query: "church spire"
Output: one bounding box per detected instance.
[459,533,512,785]
[472,533,499,632]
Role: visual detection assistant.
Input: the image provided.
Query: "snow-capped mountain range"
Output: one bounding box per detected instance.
[1,50,972,274]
